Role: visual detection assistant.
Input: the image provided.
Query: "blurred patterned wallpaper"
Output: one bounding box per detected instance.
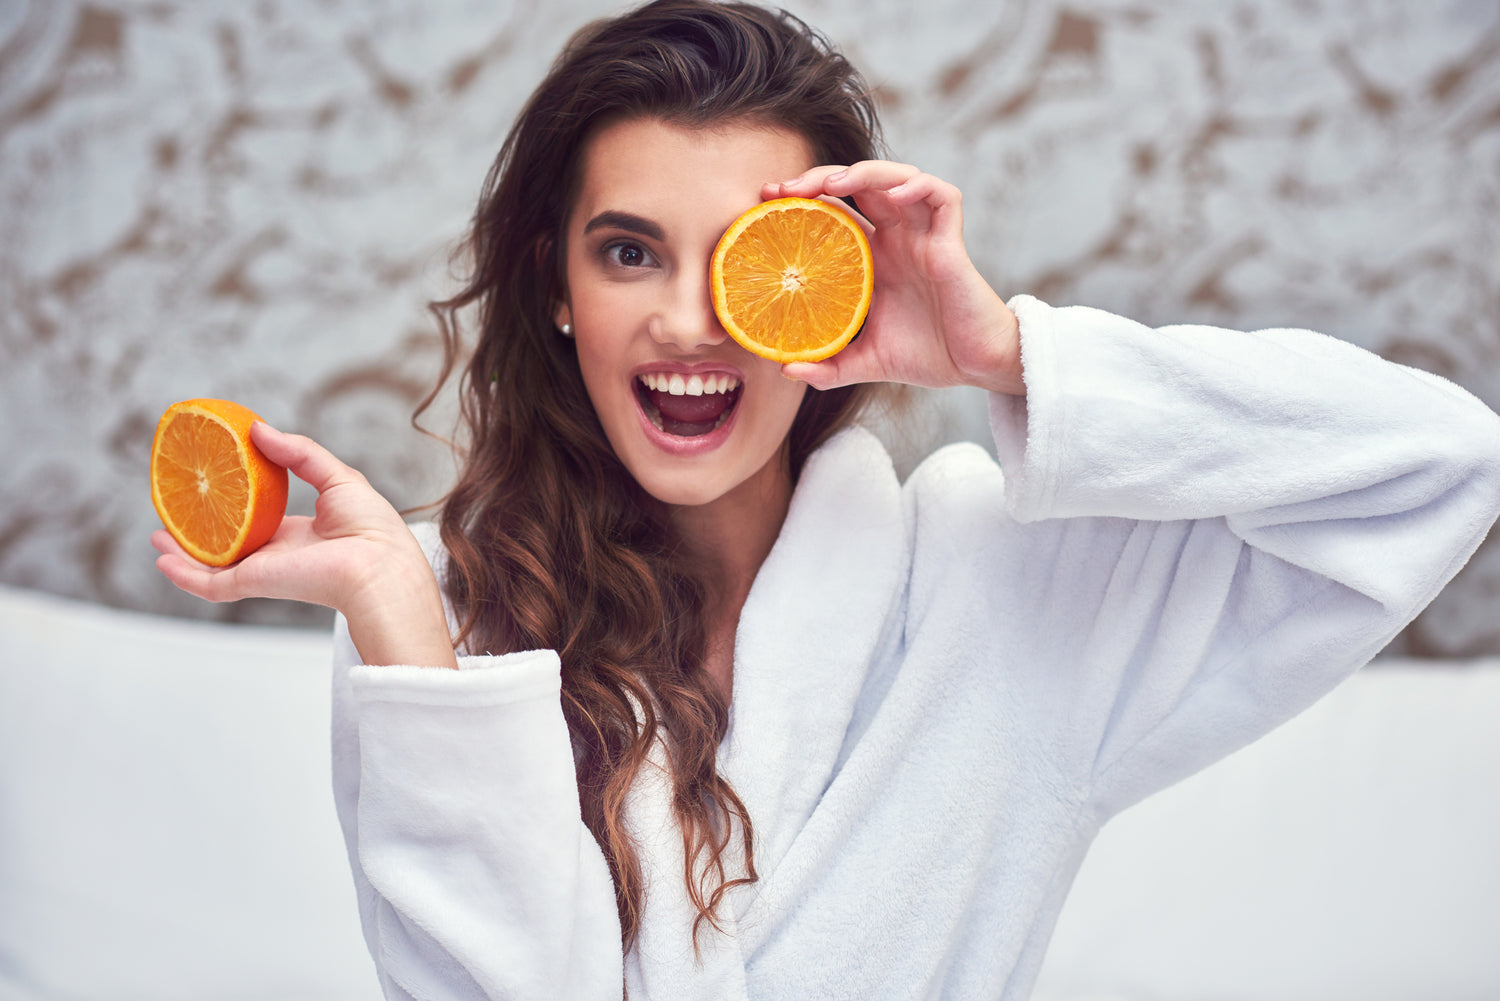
[2,0,1498,654]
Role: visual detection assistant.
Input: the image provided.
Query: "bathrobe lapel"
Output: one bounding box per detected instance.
[625,427,906,995]
[719,426,907,886]
[624,732,752,1000]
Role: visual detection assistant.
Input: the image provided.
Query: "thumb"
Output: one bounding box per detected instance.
[782,342,886,391]
[249,422,365,496]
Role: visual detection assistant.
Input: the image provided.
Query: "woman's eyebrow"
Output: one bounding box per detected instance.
[583,210,665,241]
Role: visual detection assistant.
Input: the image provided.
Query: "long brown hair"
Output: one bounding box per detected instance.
[420,0,884,951]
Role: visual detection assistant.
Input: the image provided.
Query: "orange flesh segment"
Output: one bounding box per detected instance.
[722,211,863,350]
[155,412,250,559]
[712,198,872,363]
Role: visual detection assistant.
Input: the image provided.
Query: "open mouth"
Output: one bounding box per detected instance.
[635,371,743,437]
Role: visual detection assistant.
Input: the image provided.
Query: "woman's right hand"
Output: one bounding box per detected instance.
[152,422,458,669]
[767,161,1023,397]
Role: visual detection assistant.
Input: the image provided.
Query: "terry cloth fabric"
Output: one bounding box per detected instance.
[330,295,1500,1000]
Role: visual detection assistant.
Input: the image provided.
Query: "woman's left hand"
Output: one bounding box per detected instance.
[766,162,1024,395]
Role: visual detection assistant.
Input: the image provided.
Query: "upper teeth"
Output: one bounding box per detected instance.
[639,372,741,396]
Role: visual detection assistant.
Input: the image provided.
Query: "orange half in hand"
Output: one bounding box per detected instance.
[150,398,288,566]
[710,196,874,364]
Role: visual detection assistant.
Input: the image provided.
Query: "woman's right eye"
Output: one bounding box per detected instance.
[605,241,656,269]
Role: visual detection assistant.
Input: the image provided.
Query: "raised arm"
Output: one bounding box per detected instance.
[768,161,1024,396]
[152,422,455,670]
[331,612,624,999]
[155,429,624,997]
[949,296,1500,816]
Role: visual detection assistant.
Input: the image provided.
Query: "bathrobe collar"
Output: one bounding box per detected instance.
[627,426,908,998]
[720,425,908,879]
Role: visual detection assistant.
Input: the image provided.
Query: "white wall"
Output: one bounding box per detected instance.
[2,0,1497,652]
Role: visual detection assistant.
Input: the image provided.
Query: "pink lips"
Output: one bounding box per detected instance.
[631,362,744,456]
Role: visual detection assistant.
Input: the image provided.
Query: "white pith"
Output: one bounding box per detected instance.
[638,372,742,396]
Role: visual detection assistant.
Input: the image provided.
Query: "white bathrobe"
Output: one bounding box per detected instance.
[330,296,1500,1001]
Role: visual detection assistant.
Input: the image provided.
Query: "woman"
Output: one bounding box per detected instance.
[154,1,1500,998]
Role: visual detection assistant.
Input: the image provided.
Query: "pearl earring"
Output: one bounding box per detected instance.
[559,322,574,338]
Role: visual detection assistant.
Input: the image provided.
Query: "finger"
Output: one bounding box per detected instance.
[763,164,852,201]
[758,180,877,242]
[151,527,190,560]
[782,341,887,392]
[821,160,924,197]
[827,169,959,237]
[882,172,965,241]
[152,520,262,602]
[152,525,252,603]
[152,526,226,574]
[154,549,234,602]
[762,166,896,236]
[249,422,365,496]
[154,531,289,604]
[151,529,229,603]
[820,163,965,239]
[820,162,928,230]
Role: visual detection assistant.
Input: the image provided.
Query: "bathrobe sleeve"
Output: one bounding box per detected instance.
[330,610,623,999]
[978,295,1500,818]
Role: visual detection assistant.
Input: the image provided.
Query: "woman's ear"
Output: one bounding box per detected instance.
[538,235,570,331]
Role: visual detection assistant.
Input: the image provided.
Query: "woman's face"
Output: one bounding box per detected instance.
[556,117,815,509]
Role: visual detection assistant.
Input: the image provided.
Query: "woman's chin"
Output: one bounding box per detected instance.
[629,466,737,509]
[616,436,792,512]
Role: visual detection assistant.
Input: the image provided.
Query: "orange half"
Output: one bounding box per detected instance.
[150,398,287,566]
[710,196,874,364]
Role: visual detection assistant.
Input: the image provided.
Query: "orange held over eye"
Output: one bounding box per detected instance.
[710,196,874,364]
[150,398,288,566]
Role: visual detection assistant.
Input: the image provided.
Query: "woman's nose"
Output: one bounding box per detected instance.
[649,267,728,352]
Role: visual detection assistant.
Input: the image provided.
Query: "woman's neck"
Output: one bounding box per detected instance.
[670,454,795,697]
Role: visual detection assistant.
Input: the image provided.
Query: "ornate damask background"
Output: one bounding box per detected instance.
[3,0,1497,654]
